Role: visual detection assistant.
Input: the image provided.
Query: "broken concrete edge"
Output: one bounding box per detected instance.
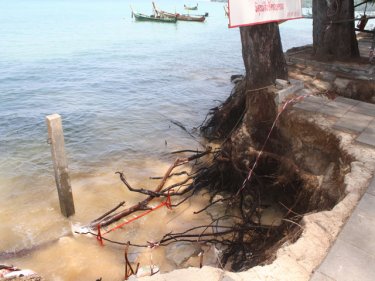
[274,78,304,105]
[285,55,375,77]
[138,106,375,281]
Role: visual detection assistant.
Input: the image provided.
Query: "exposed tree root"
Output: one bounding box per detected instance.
[190,80,350,270]
[77,77,350,273]
[87,149,212,229]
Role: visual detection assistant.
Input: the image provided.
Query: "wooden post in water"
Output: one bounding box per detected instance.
[46,114,75,217]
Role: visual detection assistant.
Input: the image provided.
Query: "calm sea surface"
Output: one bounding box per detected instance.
[0,0,312,279]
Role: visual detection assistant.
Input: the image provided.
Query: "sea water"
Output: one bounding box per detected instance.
[0,0,312,279]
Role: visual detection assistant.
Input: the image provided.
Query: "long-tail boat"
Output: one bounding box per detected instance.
[131,5,177,23]
[152,2,205,22]
[177,13,205,22]
[184,4,198,11]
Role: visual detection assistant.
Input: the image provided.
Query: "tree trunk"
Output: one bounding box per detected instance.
[198,23,319,271]
[202,23,287,144]
[236,23,287,149]
[313,0,359,60]
[240,23,288,89]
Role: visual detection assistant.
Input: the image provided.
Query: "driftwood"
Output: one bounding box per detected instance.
[88,148,212,229]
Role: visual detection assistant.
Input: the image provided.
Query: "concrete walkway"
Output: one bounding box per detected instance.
[310,176,375,281]
[291,93,375,281]
[293,94,375,147]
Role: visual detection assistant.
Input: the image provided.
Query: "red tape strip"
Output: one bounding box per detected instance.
[102,193,173,236]
[96,224,104,246]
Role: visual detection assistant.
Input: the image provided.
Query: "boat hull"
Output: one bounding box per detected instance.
[157,11,205,22]
[133,13,177,23]
[177,14,205,22]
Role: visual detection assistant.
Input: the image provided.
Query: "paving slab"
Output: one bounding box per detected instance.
[317,101,354,118]
[357,119,375,147]
[338,205,375,257]
[316,239,375,281]
[303,95,329,104]
[310,177,375,281]
[333,96,360,106]
[293,100,322,113]
[333,111,373,133]
[295,88,314,96]
[350,102,375,117]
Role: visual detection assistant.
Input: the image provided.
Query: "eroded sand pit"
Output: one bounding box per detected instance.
[136,98,375,281]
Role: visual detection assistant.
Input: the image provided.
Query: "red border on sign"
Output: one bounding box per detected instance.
[228,0,303,28]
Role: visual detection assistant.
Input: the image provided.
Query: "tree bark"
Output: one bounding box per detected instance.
[240,23,288,89]
[202,23,287,142]
[313,0,359,60]
[235,23,287,149]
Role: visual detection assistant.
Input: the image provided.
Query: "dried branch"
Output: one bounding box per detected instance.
[91,201,126,224]
[88,149,212,229]
[117,172,161,197]
[149,171,189,180]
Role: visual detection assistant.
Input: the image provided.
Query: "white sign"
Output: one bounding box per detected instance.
[228,0,302,28]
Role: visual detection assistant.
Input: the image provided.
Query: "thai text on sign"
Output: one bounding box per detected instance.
[228,0,302,28]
